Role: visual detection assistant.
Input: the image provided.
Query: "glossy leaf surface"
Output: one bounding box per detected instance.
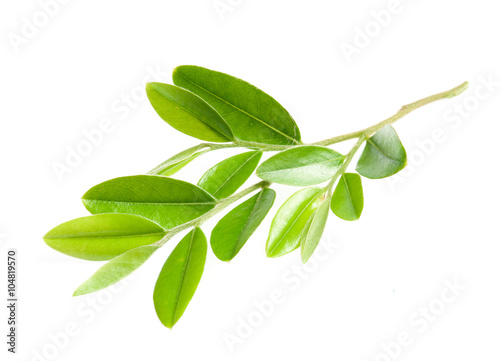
[148,144,210,176]
[173,65,301,145]
[43,214,165,261]
[211,188,275,261]
[257,146,344,186]
[82,175,216,229]
[198,151,262,199]
[73,245,158,296]
[331,173,364,221]
[356,125,407,179]
[154,228,207,328]
[266,187,324,258]
[146,82,233,142]
[300,195,330,263]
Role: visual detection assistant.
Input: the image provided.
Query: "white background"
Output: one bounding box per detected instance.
[1,0,499,360]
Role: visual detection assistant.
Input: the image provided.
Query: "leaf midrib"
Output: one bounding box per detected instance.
[211,152,259,198]
[367,139,404,164]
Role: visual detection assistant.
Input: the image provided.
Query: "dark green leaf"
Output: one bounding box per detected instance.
[43,214,165,261]
[198,151,262,199]
[146,82,233,142]
[300,195,331,263]
[331,173,364,221]
[266,187,324,258]
[154,227,207,328]
[148,144,210,176]
[172,65,301,145]
[256,146,344,186]
[356,125,407,179]
[82,175,216,229]
[73,245,158,296]
[211,188,275,261]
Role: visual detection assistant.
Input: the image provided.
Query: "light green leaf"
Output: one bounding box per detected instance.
[73,245,158,296]
[172,65,301,145]
[146,82,233,142]
[148,144,210,176]
[256,146,344,186]
[211,188,275,261]
[82,175,216,229]
[43,214,166,261]
[198,151,262,199]
[154,227,207,328]
[266,187,324,258]
[300,195,331,263]
[331,173,364,221]
[356,125,407,179]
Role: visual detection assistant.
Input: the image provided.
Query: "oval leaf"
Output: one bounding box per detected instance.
[154,227,207,328]
[257,146,344,186]
[300,195,331,263]
[146,82,233,142]
[198,151,262,199]
[172,65,301,145]
[148,144,210,176]
[73,245,158,296]
[266,187,324,258]
[331,173,364,221]
[211,188,275,261]
[356,125,407,179]
[43,214,166,261]
[82,175,216,229]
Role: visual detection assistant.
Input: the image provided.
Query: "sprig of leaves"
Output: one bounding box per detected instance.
[43,65,468,328]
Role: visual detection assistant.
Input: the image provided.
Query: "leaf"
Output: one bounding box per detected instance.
[198,151,262,199]
[300,195,331,263]
[256,146,344,186]
[211,188,275,261]
[331,173,364,221]
[43,214,166,261]
[154,227,207,328]
[148,144,210,176]
[266,187,324,258]
[73,245,158,296]
[82,175,216,230]
[172,65,301,145]
[356,125,407,179]
[146,82,233,142]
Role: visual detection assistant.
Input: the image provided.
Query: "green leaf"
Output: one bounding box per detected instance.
[146,82,233,142]
[154,227,207,328]
[198,151,262,199]
[148,144,210,176]
[211,188,275,261]
[300,195,331,263]
[356,125,407,179]
[172,65,301,145]
[43,214,166,261]
[73,245,158,296]
[256,146,344,186]
[266,187,324,258]
[82,175,216,230]
[331,173,364,221]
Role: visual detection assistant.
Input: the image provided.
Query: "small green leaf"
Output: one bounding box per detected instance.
[356,125,407,179]
[331,173,364,221]
[256,146,344,186]
[154,228,207,328]
[82,175,216,230]
[300,195,331,263]
[148,144,210,176]
[198,151,262,199]
[73,245,158,296]
[43,214,166,261]
[266,187,324,258]
[146,82,233,142]
[173,65,301,145]
[211,188,275,261]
